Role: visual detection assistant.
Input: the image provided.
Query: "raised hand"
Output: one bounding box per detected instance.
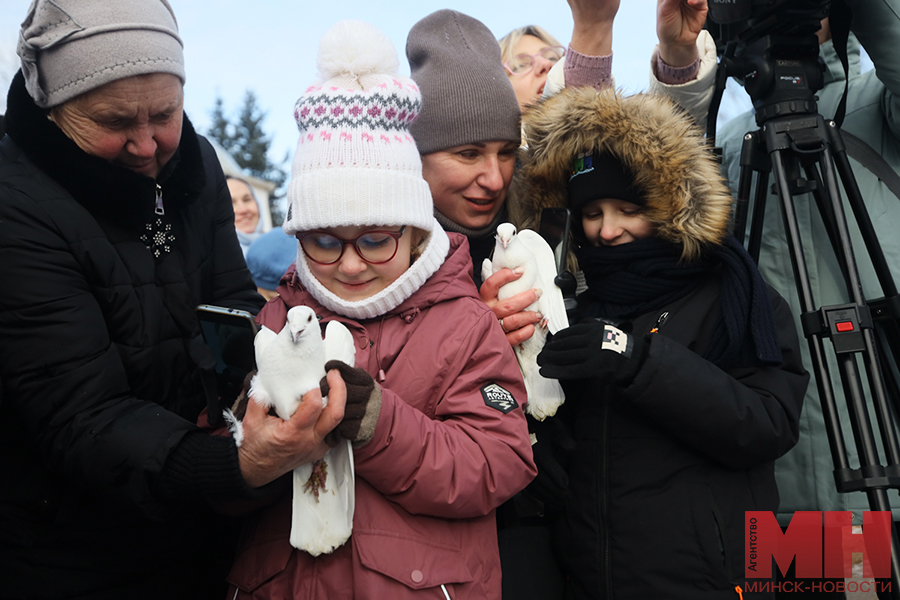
[567,0,621,56]
[657,0,708,67]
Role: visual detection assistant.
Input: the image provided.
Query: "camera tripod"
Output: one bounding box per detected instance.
[720,41,900,595]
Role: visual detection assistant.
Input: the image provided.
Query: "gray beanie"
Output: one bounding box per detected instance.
[17,0,185,108]
[406,10,521,154]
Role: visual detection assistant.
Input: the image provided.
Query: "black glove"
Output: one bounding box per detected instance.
[319,360,382,447]
[525,415,574,512]
[537,321,649,386]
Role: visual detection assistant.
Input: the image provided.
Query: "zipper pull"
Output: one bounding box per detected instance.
[649,311,669,334]
[735,585,744,599]
[155,184,164,216]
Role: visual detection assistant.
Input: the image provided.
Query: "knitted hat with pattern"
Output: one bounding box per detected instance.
[283,20,434,235]
[17,0,185,108]
[283,20,450,320]
[406,10,521,154]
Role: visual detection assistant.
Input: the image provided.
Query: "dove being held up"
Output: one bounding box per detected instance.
[251,306,328,419]
[242,305,357,557]
[482,223,568,420]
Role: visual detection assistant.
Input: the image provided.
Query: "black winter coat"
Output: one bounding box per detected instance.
[554,277,808,600]
[0,73,264,599]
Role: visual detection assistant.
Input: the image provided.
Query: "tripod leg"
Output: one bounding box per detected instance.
[803,162,854,293]
[770,145,900,598]
[875,324,900,427]
[768,147,853,479]
[818,147,900,468]
[734,132,757,246]
[747,171,769,265]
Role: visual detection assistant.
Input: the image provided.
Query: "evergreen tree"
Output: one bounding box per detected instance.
[232,90,270,177]
[207,95,233,153]
[207,90,288,224]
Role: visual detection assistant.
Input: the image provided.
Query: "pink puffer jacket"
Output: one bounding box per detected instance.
[227,233,536,599]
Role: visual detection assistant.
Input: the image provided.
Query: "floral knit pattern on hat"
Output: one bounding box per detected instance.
[282,19,449,319]
[283,20,435,236]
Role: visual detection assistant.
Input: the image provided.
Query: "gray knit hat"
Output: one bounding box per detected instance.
[17,0,185,108]
[406,9,521,154]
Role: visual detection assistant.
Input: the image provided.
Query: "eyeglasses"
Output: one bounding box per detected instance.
[504,46,565,76]
[298,226,407,265]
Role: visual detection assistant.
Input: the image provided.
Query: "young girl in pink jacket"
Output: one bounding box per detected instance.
[225,21,536,599]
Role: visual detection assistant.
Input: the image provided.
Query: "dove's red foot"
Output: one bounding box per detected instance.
[303,459,329,501]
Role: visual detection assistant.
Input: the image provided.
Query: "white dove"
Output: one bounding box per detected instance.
[482,223,568,420]
[246,305,357,557]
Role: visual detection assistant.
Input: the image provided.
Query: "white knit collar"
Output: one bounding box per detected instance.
[295,219,450,320]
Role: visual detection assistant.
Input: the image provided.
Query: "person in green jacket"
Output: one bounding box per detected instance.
[650,0,900,527]
[645,1,900,597]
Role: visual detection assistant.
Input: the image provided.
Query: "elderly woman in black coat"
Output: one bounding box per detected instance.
[0,1,345,598]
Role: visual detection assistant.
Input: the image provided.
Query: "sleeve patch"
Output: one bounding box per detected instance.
[601,324,633,357]
[480,383,519,414]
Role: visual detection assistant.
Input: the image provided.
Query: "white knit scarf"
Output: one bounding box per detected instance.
[295,219,450,320]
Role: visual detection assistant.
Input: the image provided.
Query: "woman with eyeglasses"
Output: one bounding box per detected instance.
[225,21,535,599]
[499,25,566,110]
[407,9,542,339]
[406,10,575,600]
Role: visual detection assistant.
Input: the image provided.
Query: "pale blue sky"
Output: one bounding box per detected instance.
[1,1,875,171]
[1,0,751,166]
[167,0,678,163]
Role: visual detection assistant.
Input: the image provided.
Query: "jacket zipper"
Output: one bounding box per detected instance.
[649,310,669,334]
[601,398,613,599]
[707,485,739,593]
[155,184,164,215]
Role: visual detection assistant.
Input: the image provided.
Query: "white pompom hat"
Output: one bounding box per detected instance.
[284,20,450,320]
[283,20,435,234]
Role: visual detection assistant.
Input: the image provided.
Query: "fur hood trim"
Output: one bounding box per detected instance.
[513,87,734,261]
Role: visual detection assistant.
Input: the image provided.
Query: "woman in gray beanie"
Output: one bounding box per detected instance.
[407,8,544,344]
[0,1,345,598]
[407,10,570,600]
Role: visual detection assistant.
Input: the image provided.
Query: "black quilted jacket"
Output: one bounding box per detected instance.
[0,72,264,599]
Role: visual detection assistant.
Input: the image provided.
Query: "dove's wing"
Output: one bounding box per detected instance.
[253,325,278,368]
[481,257,494,285]
[323,320,356,366]
[249,325,280,407]
[514,326,566,421]
[517,229,568,334]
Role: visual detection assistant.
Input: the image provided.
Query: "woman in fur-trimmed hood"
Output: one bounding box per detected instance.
[514,87,732,261]
[524,88,810,599]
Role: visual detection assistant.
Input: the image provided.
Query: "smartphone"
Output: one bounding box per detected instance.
[196,305,258,409]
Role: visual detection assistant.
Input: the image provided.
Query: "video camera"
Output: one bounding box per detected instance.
[705,0,831,126]
[706,0,829,36]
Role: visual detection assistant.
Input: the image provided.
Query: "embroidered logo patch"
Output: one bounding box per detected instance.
[570,150,595,181]
[481,383,518,414]
[601,324,634,357]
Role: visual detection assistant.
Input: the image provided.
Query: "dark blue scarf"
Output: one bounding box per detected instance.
[577,236,783,367]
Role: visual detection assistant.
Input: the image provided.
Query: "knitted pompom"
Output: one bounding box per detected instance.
[317,20,399,81]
